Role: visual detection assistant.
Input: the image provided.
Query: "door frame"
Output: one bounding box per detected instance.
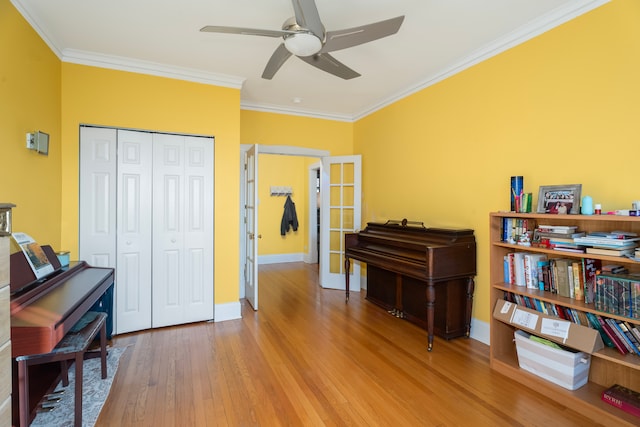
[239,145,329,300]
[304,161,321,264]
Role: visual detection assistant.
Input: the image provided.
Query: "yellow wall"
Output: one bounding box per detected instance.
[0,0,62,247]
[354,0,640,323]
[5,0,640,329]
[60,64,241,304]
[258,154,314,256]
[241,110,353,258]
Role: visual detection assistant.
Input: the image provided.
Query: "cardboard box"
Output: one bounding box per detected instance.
[515,330,591,390]
[493,298,604,354]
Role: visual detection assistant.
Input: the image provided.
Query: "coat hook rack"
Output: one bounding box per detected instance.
[270,186,293,196]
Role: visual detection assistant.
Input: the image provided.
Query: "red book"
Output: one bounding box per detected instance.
[602,384,640,418]
[597,316,628,355]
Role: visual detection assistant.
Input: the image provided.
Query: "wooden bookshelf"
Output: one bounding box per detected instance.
[489,212,640,426]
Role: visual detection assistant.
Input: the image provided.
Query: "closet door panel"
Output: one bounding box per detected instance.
[116,130,153,334]
[79,127,117,269]
[183,136,214,322]
[152,134,186,327]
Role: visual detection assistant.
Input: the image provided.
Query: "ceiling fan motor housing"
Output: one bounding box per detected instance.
[282,17,323,56]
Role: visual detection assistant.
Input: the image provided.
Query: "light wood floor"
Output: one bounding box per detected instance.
[97,262,603,426]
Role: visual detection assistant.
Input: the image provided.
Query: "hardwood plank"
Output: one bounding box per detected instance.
[96,262,603,426]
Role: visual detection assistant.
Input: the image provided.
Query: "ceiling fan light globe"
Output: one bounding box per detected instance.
[284,33,322,57]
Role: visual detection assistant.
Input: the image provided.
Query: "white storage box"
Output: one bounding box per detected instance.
[514,330,591,391]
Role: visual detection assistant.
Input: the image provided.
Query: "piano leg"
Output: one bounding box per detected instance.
[344,257,351,303]
[17,359,30,427]
[426,281,435,351]
[465,277,475,337]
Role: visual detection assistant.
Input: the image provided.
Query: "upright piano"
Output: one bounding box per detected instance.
[344,219,476,351]
[10,245,114,426]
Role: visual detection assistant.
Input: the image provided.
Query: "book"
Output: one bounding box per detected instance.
[591,231,638,239]
[574,236,639,247]
[582,258,601,304]
[623,321,640,349]
[535,230,585,239]
[513,252,527,287]
[586,246,636,257]
[598,316,628,354]
[606,318,636,354]
[554,258,572,297]
[615,320,640,355]
[523,253,546,290]
[11,232,55,279]
[585,312,615,348]
[602,384,640,418]
[572,262,584,301]
[537,259,550,291]
[567,263,575,299]
[537,225,578,233]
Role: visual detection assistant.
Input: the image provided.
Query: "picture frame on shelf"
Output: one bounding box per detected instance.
[536,184,582,215]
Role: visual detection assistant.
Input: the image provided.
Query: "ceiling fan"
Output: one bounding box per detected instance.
[200,0,404,80]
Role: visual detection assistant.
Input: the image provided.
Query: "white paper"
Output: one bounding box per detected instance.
[11,232,54,279]
[510,307,539,330]
[500,301,513,314]
[540,317,571,340]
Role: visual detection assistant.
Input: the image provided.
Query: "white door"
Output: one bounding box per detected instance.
[115,130,153,334]
[79,127,117,270]
[81,127,214,334]
[319,155,362,290]
[244,145,259,309]
[152,133,214,327]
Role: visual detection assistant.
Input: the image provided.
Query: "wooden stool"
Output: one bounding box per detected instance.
[16,311,108,427]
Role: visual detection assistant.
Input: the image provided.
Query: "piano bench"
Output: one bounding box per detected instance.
[16,311,108,427]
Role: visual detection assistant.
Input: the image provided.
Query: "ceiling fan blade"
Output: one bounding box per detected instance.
[321,16,405,53]
[299,53,360,80]
[291,0,325,38]
[262,44,293,79]
[200,25,290,38]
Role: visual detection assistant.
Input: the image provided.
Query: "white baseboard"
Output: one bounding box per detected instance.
[469,317,489,345]
[214,301,242,322]
[258,253,304,264]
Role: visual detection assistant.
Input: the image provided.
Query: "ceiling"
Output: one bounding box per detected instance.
[13,0,607,121]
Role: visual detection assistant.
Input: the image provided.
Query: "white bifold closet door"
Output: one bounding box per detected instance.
[151,133,214,328]
[79,126,214,335]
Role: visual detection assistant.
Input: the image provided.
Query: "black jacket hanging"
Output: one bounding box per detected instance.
[280,195,299,235]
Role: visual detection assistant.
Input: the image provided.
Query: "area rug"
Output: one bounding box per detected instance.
[30,346,128,427]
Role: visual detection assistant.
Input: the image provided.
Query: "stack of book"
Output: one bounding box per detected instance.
[574,231,640,257]
[533,224,585,253]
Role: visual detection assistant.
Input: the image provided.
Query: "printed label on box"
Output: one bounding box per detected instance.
[510,307,539,329]
[540,317,570,340]
[500,301,513,314]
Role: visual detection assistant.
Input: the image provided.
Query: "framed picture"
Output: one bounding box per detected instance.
[536,184,582,215]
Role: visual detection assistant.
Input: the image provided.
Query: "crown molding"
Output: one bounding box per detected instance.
[12,0,609,122]
[61,49,245,89]
[240,102,353,123]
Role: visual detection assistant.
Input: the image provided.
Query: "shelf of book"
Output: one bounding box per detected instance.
[490,212,640,426]
[493,241,640,265]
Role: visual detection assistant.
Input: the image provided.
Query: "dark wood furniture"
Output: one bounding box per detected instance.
[16,311,107,427]
[10,246,114,426]
[344,219,476,351]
